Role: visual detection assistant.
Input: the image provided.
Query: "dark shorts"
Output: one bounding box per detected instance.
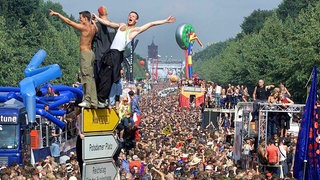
[226,95,233,102]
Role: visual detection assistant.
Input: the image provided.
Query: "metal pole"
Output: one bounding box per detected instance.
[65,124,68,144]
[156,57,159,80]
[59,128,62,143]
[130,46,133,82]
[303,160,307,180]
[151,58,153,81]
[265,112,268,143]
[46,125,49,147]
[40,117,43,148]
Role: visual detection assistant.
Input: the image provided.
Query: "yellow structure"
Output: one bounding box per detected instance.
[179,86,206,107]
[82,108,120,133]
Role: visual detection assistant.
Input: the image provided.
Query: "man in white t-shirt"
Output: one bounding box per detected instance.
[215,82,222,107]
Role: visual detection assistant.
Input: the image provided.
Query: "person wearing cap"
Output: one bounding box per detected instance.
[93,10,175,106]
[188,156,201,167]
[93,6,117,106]
[205,165,213,176]
[92,6,115,104]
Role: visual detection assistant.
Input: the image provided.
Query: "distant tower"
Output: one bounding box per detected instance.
[148,39,159,80]
[148,38,158,59]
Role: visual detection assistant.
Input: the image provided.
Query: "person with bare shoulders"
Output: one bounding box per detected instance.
[278,138,289,178]
[279,94,294,137]
[257,139,267,166]
[93,11,175,106]
[49,9,99,108]
[253,80,275,102]
[267,90,279,138]
[251,79,275,121]
[280,82,291,98]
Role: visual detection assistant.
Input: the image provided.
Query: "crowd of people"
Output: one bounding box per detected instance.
[0,2,302,179]
[180,78,251,110]
[110,82,298,180]
[0,152,80,179]
[199,79,291,111]
[0,80,299,180]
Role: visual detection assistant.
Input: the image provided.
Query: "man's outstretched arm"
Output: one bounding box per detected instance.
[49,9,85,31]
[131,16,176,39]
[93,14,121,29]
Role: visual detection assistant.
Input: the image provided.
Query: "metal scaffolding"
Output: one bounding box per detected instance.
[204,108,235,114]
[234,102,253,163]
[203,108,235,130]
[233,102,305,163]
[257,103,304,143]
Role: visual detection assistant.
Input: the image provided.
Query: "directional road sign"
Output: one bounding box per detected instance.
[82,134,119,160]
[82,108,119,133]
[83,160,117,180]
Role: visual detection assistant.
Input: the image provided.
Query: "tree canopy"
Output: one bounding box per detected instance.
[240,9,273,35]
[193,0,320,103]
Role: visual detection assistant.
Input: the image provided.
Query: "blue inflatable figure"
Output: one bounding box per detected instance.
[19,50,62,124]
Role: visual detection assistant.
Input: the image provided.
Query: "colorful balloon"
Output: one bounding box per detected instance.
[139,60,145,66]
[170,75,179,83]
[168,70,173,75]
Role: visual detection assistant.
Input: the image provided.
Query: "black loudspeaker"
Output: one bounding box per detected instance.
[203,111,220,129]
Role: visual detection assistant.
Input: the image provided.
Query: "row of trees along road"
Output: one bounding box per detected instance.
[193,0,320,103]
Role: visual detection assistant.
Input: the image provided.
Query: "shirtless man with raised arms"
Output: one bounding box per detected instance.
[50,9,99,108]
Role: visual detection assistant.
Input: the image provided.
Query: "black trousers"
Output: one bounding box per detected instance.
[97,49,123,102]
[76,135,83,177]
[94,60,101,88]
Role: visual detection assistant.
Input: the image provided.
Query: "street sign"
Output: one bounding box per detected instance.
[82,108,119,133]
[83,160,118,180]
[82,134,119,160]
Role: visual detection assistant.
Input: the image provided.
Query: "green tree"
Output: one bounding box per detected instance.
[193,41,227,61]
[0,0,41,26]
[240,9,273,34]
[277,0,318,21]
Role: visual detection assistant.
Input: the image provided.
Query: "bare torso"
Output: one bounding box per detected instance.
[80,23,97,52]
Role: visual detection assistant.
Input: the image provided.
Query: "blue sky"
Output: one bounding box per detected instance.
[50,0,283,60]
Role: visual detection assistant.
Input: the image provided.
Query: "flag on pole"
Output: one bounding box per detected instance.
[162,124,173,135]
[293,66,320,180]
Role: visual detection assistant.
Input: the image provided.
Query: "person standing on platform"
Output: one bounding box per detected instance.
[93,10,175,106]
[92,6,115,92]
[49,9,98,109]
[252,79,275,121]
